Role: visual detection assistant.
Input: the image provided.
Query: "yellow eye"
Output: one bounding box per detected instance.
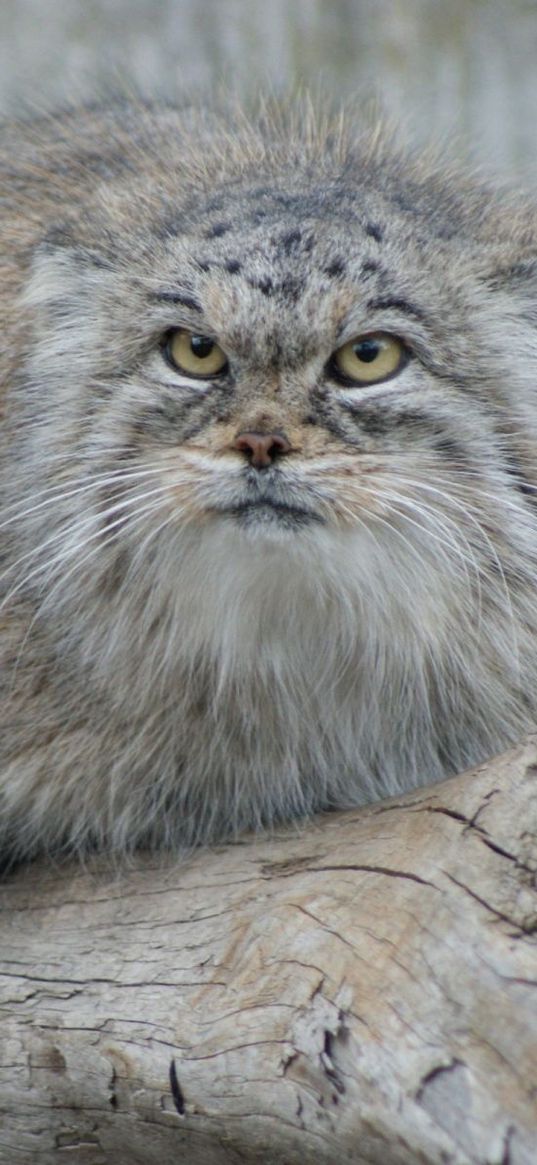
[331,333,406,385]
[166,329,228,378]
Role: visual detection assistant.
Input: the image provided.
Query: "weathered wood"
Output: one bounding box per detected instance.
[0,738,536,1164]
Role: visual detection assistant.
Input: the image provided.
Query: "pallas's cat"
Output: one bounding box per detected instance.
[1,100,537,862]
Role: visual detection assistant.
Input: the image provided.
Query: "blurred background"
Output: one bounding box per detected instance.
[1,0,537,182]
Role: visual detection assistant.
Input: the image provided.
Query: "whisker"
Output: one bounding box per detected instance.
[0,465,166,530]
[379,493,484,619]
[376,479,521,674]
[388,469,532,518]
[333,491,458,589]
[10,499,171,681]
[0,483,173,613]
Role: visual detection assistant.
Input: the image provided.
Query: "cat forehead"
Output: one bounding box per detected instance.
[152,183,398,313]
[160,179,389,255]
[154,218,382,350]
[150,174,471,309]
[36,167,486,343]
[173,213,368,293]
[150,184,447,340]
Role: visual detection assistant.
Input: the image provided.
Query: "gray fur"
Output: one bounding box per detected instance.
[2,98,537,862]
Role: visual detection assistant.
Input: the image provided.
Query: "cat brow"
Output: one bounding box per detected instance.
[151,290,203,312]
[366,296,426,321]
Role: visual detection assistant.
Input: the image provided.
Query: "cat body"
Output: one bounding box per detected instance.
[2,100,537,860]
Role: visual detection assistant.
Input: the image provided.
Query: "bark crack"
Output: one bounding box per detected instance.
[169,1058,185,1116]
[300,864,439,888]
[423,803,535,875]
[444,872,531,933]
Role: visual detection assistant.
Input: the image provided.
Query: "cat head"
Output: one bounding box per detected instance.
[6,102,537,676]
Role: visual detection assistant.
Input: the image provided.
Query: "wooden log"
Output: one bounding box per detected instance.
[0,738,536,1164]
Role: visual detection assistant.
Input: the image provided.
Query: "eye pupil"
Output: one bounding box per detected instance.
[330,332,406,386]
[354,339,380,364]
[190,335,214,359]
[165,328,228,378]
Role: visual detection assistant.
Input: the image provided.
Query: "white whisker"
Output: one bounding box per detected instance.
[9,499,170,686]
[0,464,165,530]
[0,482,173,613]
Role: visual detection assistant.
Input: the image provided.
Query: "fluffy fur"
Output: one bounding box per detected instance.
[2,97,537,863]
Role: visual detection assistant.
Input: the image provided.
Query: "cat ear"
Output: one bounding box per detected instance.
[20,239,117,387]
[481,255,537,295]
[476,248,537,340]
[22,236,113,319]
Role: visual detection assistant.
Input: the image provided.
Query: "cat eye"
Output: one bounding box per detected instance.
[330,332,407,386]
[164,328,228,378]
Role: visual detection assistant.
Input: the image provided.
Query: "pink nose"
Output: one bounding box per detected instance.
[233,431,292,469]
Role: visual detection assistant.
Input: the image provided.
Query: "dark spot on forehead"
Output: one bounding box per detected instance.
[43,228,115,268]
[279,274,307,301]
[248,275,274,296]
[389,192,415,215]
[361,259,380,276]
[225,259,242,274]
[365,222,384,242]
[206,221,233,239]
[279,229,302,254]
[324,258,346,278]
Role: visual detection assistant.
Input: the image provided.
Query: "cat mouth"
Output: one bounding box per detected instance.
[206,470,325,529]
[226,498,322,527]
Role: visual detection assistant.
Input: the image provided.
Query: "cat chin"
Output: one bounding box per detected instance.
[218,500,322,535]
[141,514,446,667]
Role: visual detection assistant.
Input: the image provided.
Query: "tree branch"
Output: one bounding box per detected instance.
[1,738,536,1165]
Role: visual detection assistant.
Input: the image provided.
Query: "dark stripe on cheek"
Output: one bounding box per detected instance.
[384,410,470,459]
[365,222,384,242]
[205,221,233,239]
[431,435,470,462]
[353,410,391,437]
[504,457,537,499]
[339,404,472,461]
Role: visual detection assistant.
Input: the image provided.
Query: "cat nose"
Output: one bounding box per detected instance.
[233,431,292,469]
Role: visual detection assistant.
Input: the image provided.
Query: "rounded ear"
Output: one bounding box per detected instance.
[18,243,118,399]
[21,241,113,318]
[480,256,537,294]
